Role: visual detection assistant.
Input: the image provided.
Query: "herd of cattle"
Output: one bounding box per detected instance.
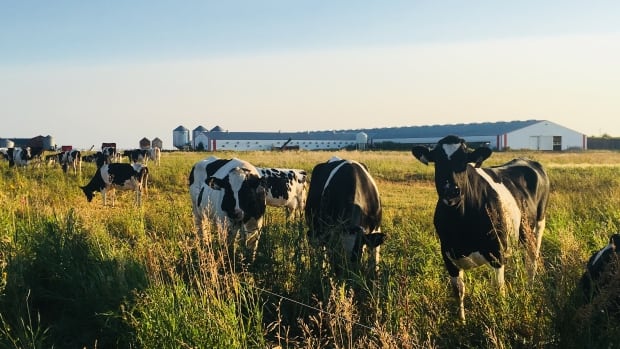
[2,136,618,321]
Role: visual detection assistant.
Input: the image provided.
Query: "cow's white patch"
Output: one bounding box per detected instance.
[474,166,521,244]
[591,244,614,266]
[448,251,489,270]
[328,156,342,163]
[442,143,462,160]
[323,160,349,194]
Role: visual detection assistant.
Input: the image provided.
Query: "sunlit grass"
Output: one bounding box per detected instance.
[1,149,620,348]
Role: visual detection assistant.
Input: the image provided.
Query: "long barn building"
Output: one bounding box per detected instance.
[173,119,587,152]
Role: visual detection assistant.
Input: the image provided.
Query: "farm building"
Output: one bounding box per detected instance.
[175,119,587,152]
[366,119,587,151]
[0,135,56,150]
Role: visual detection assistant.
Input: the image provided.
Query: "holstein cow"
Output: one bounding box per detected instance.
[579,233,620,301]
[101,146,118,164]
[189,156,267,259]
[80,162,149,207]
[411,135,550,321]
[58,149,82,174]
[7,147,44,167]
[256,167,308,219]
[122,149,149,164]
[305,156,385,273]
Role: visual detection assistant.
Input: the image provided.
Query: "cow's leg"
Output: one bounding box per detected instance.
[445,254,466,321]
[532,217,546,277]
[450,270,466,322]
[135,187,141,206]
[494,265,506,296]
[102,188,108,206]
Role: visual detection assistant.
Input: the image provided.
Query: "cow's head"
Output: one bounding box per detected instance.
[412,135,492,207]
[80,186,95,202]
[208,167,267,232]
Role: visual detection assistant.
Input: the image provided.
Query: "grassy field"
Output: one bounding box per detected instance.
[1,149,619,348]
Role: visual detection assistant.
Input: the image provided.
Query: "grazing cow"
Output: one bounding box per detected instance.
[58,149,82,174]
[580,234,620,301]
[7,147,44,167]
[305,156,385,273]
[80,162,149,206]
[256,167,308,219]
[189,156,267,258]
[148,147,161,166]
[411,135,550,321]
[101,146,118,164]
[122,149,149,164]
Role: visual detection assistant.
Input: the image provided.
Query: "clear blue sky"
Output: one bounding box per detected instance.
[1,1,619,149]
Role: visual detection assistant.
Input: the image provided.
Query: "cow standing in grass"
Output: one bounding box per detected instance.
[411,135,550,321]
[7,147,43,167]
[80,162,149,207]
[580,233,620,302]
[189,156,267,260]
[58,149,82,174]
[305,156,385,273]
[256,167,308,220]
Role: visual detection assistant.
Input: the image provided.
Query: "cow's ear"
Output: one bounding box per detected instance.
[468,147,492,167]
[411,146,433,165]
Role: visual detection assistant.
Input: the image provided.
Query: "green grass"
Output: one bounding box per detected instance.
[1,150,620,348]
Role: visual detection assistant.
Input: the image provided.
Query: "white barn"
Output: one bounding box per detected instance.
[367,119,587,151]
[180,119,587,152]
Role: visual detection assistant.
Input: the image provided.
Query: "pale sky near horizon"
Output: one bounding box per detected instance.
[1,1,619,149]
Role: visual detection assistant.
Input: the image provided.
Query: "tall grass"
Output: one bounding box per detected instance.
[1,150,620,348]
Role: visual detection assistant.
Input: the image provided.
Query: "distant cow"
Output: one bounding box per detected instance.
[580,233,620,301]
[7,147,44,167]
[411,135,550,321]
[58,149,82,174]
[101,146,118,164]
[305,156,385,273]
[80,162,149,206]
[148,147,161,166]
[256,167,308,219]
[122,149,149,164]
[189,156,267,258]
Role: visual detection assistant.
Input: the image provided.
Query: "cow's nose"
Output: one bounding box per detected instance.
[445,184,461,199]
[441,181,461,206]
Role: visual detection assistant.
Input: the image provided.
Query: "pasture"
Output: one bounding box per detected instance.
[1,149,619,348]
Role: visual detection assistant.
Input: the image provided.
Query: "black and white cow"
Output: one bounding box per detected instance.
[189,156,267,257]
[256,167,308,219]
[80,162,149,206]
[305,156,385,272]
[122,149,149,164]
[411,135,550,321]
[101,146,118,164]
[579,233,620,301]
[7,147,44,167]
[58,149,82,174]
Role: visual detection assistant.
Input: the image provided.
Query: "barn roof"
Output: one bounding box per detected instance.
[352,120,543,139]
[202,130,357,141]
[198,120,543,141]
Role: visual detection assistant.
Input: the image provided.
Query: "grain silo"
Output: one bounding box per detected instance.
[173,125,190,150]
[356,132,368,150]
[139,137,151,149]
[192,125,208,149]
[151,137,163,149]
